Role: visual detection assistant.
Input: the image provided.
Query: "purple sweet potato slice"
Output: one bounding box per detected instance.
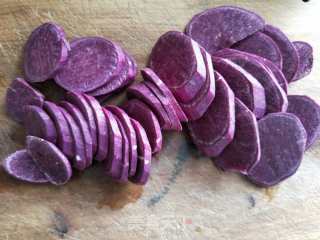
[129,119,152,185]
[188,74,235,157]
[24,22,70,82]
[148,31,207,103]
[27,136,72,185]
[6,77,45,123]
[143,81,182,131]
[60,101,93,167]
[212,57,266,118]
[65,92,97,154]
[214,98,260,174]
[179,49,216,121]
[247,113,307,187]
[287,95,320,149]
[185,6,265,54]
[141,68,187,122]
[292,41,313,81]
[24,105,57,143]
[124,50,138,81]
[262,25,299,82]
[43,101,73,158]
[122,99,162,153]
[106,106,137,177]
[232,31,283,69]
[127,83,170,129]
[2,149,48,183]
[55,37,121,92]
[83,94,108,161]
[60,107,87,171]
[102,108,122,179]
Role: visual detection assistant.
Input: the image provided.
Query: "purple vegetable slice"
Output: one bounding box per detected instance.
[2,149,48,183]
[292,41,313,81]
[106,106,138,177]
[24,105,57,143]
[212,57,266,118]
[124,50,138,81]
[6,77,45,123]
[122,99,162,153]
[24,22,70,82]
[141,68,187,122]
[27,136,72,185]
[55,37,121,92]
[262,25,299,82]
[287,95,320,149]
[83,94,108,161]
[129,119,152,185]
[148,31,207,103]
[232,31,283,69]
[188,74,235,157]
[43,101,73,158]
[214,99,260,174]
[185,6,265,54]
[247,113,307,187]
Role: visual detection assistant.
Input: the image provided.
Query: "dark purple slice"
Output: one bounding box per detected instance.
[292,41,313,81]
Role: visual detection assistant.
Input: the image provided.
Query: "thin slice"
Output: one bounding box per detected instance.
[287,95,320,149]
[185,6,265,54]
[129,119,152,185]
[292,41,313,81]
[188,74,235,157]
[2,149,48,183]
[214,99,260,174]
[6,77,45,123]
[24,105,57,143]
[247,113,307,187]
[212,57,266,118]
[27,136,72,185]
[122,99,162,153]
[24,22,70,82]
[124,50,138,81]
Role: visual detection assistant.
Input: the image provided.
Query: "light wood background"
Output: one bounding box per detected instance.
[0,0,319,239]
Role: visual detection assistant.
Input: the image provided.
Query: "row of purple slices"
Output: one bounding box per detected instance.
[3,6,319,188]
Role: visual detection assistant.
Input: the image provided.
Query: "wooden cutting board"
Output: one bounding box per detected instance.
[0,0,320,239]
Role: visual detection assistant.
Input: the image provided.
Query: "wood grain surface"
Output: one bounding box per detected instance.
[0,0,320,239]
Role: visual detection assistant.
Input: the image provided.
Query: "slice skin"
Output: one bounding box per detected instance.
[129,119,152,185]
[24,22,70,83]
[122,99,162,154]
[292,41,313,81]
[6,78,45,123]
[185,6,265,54]
[214,98,260,174]
[188,73,235,157]
[247,113,307,187]
[27,136,72,185]
[287,95,320,149]
[2,149,48,183]
[24,105,57,143]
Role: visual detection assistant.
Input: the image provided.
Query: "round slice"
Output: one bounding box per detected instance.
[24,105,57,143]
[287,95,320,149]
[129,119,152,185]
[3,149,48,183]
[122,99,162,153]
[6,78,45,123]
[27,136,72,185]
[124,50,138,81]
[214,99,260,174]
[247,113,307,187]
[188,73,235,157]
[185,6,265,54]
[292,41,313,81]
[55,37,121,92]
[24,22,70,82]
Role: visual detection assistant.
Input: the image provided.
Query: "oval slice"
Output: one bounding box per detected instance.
[214,98,260,174]
[24,22,70,82]
[27,136,72,185]
[247,113,307,187]
[3,149,48,183]
[185,6,265,54]
[188,73,235,157]
[292,41,313,81]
